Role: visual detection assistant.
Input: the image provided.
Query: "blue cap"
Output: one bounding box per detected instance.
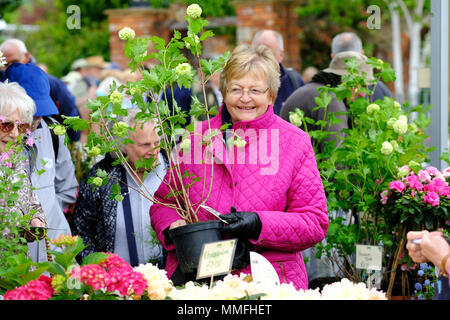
[5,63,58,117]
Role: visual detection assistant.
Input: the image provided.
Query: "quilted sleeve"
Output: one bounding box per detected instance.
[252,133,329,252]
[150,169,188,251]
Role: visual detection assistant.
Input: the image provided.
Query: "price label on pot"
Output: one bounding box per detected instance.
[356,245,383,271]
[196,239,237,280]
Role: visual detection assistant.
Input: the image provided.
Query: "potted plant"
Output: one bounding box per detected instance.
[61,4,230,274]
[287,56,437,298]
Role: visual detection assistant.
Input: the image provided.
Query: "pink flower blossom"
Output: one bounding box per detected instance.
[426,166,440,176]
[389,180,406,193]
[418,170,432,183]
[407,175,423,191]
[4,275,54,300]
[443,167,450,178]
[79,264,108,291]
[424,178,447,194]
[423,191,440,207]
[26,137,34,146]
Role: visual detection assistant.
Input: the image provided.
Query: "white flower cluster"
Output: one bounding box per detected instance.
[118,27,136,41]
[164,274,386,300]
[133,263,174,300]
[186,4,202,19]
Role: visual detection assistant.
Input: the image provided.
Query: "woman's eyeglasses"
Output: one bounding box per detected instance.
[0,121,30,134]
[227,87,269,98]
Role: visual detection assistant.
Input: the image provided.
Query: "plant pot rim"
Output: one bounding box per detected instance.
[168,219,223,239]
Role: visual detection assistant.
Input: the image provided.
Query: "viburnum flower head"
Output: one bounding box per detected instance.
[93,177,103,187]
[87,146,101,157]
[393,119,408,134]
[53,125,66,136]
[289,112,303,127]
[234,136,247,148]
[186,4,202,18]
[112,121,129,137]
[175,63,192,76]
[110,91,124,105]
[381,141,393,155]
[366,103,380,115]
[394,101,402,109]
[118,27,136,41]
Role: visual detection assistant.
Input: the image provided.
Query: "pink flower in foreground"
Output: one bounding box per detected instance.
[423,191,440,207]
[426,166,440,176]
[389,180,406,193]
[4,275,54,300]
[79,264,108,291]
[424,178,447,194]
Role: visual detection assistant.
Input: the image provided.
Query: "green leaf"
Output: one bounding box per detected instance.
[81,252,110,266]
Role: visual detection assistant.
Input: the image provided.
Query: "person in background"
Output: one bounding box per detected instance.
[252,29,304,115]
[3,62,78,263]
[331,32,392,101]
[0,38,81,142]
[72,109,167,267]
[0,81,47,258]
[301,66,319,84]
[151,44,328,289]
[406,230,450,300]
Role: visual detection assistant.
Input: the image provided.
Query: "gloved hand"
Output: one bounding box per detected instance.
[220,207,262,240]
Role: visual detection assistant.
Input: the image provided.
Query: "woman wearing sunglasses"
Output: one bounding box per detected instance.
[0,81,47,245]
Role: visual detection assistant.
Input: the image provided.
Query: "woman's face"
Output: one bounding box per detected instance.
[0,108,24,153]
[224,72,274,123]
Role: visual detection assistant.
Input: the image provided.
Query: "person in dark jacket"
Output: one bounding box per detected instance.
[72,109,167,267]
[252,30,304,115]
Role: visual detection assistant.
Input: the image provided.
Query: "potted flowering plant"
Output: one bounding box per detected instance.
[379,165,450,297]
[287,56,433,297]
[60,4,232,273]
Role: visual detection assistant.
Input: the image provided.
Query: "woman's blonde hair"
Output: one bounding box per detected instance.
[219,44,280,101]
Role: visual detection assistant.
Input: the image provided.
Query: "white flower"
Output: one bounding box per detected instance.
[175,63,192,76]
[186,4,202,18]
[381,141,393,155]
[387,118,396,129]
[393,119,408,134]
[112,121,129,137]
[398,115,408,123]
[0,51,6,68]
[289,112,303,127]
[366,103,380,115]
[53,125,66,136]
[134,263,174,300]
[118,27,136,41]
[393,101,402,109]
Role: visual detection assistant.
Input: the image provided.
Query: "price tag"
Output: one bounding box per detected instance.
[250,251,280,286]
[356,245,383,271]
[196,239,237,280]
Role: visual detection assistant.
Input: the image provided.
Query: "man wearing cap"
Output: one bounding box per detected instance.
[3,62,78,262]
[331,32,392,101]
[0,38,81,142]
[280,51,375,151]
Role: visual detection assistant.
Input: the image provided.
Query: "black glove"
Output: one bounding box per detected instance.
[220,207,262,240]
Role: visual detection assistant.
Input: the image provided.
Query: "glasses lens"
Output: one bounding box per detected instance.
[0,122,14,133]
[18,123,30,134]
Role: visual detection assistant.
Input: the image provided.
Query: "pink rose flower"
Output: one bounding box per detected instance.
[4,275,54,300]
[389,180,406,193]
[380,190,389,204]
[418,170,432,183]
[426,166,440,176]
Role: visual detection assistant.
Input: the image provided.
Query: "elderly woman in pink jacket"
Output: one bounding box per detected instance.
[150,44,328,289]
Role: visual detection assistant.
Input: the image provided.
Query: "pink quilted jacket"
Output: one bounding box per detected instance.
[150,105,328,289]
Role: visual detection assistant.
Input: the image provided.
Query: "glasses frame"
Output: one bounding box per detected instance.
[0,121,31,134]
[226,86,270,98]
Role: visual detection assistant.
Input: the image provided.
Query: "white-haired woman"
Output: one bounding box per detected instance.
[72,109,167,267]
[0,81,47,243]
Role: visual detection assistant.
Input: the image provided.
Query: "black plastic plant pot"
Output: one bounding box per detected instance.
[168,220,223,274]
